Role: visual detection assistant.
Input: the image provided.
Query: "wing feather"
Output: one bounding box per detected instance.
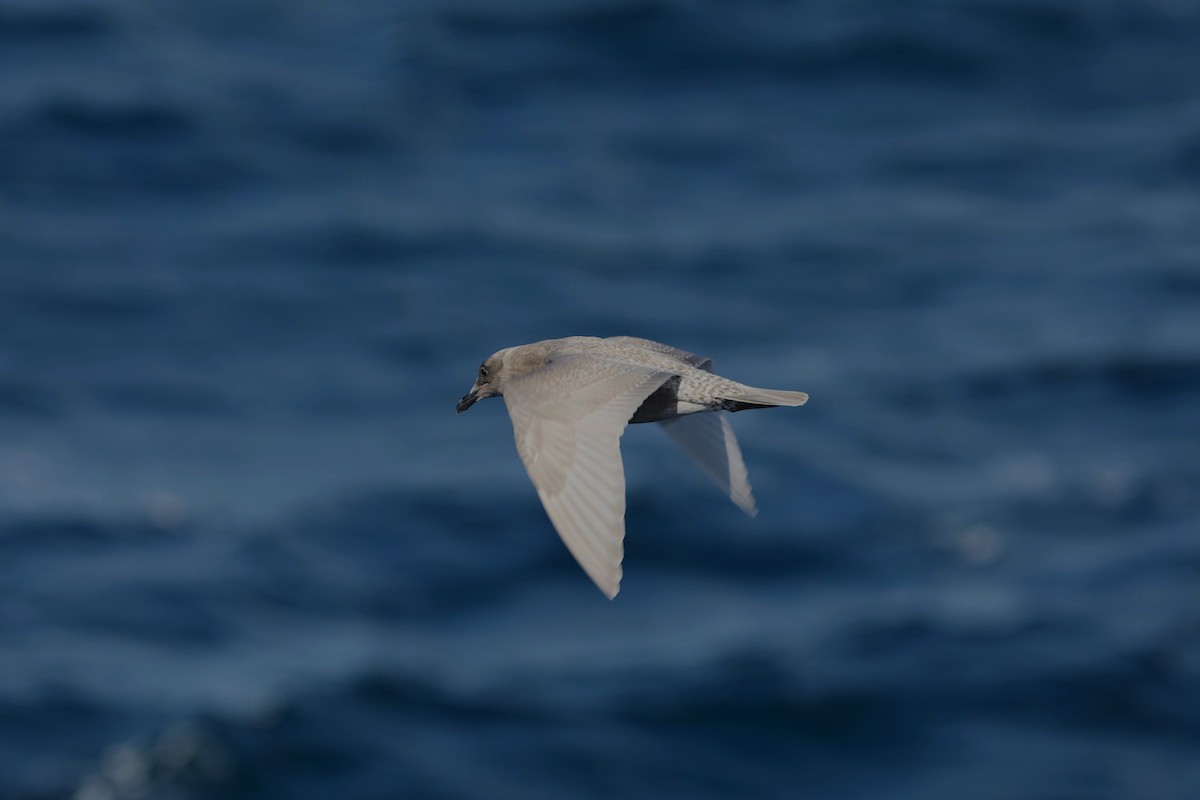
[504,355,676,598]
[604,336,714,371]
[658,412,757,517]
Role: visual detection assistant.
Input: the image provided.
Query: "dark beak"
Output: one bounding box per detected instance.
[456,387,480,413]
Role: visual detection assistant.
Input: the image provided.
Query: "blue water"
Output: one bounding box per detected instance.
[3,0,1200,797]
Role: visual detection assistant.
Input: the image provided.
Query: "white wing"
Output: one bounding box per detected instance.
[604,336,714,371]
[504,355,676,598]
[658,412,757,517]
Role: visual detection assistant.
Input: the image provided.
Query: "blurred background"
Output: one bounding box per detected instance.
[2,0,1199,797]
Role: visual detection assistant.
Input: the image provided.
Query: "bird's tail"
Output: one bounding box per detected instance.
[722,386,809,412]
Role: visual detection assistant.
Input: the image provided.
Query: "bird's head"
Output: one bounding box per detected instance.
[456,349,509,413]
[456,343,555,412]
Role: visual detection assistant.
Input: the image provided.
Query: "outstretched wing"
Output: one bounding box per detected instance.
[503,355,676,598]
[658,412,757,517]
[605,336,714,371]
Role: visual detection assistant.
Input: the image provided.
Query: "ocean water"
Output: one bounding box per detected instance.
[2,0,1199,797]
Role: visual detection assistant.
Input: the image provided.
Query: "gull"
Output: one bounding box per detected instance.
[456,336,808,598]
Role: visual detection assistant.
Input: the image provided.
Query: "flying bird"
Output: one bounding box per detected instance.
[456,336,808,598]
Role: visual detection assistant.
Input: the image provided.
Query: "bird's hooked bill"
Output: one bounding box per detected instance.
[456,388,479,413]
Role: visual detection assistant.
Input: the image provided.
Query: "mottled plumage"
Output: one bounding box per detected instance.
[456,336,808,598]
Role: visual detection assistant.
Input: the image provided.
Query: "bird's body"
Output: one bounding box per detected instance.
[456,336,808,598]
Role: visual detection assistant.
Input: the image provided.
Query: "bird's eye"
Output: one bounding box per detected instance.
[478,366,489,381]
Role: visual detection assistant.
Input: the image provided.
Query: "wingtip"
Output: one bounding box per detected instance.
[736,498,758,517]
[583,560,622,600]
[732,489,758,517]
